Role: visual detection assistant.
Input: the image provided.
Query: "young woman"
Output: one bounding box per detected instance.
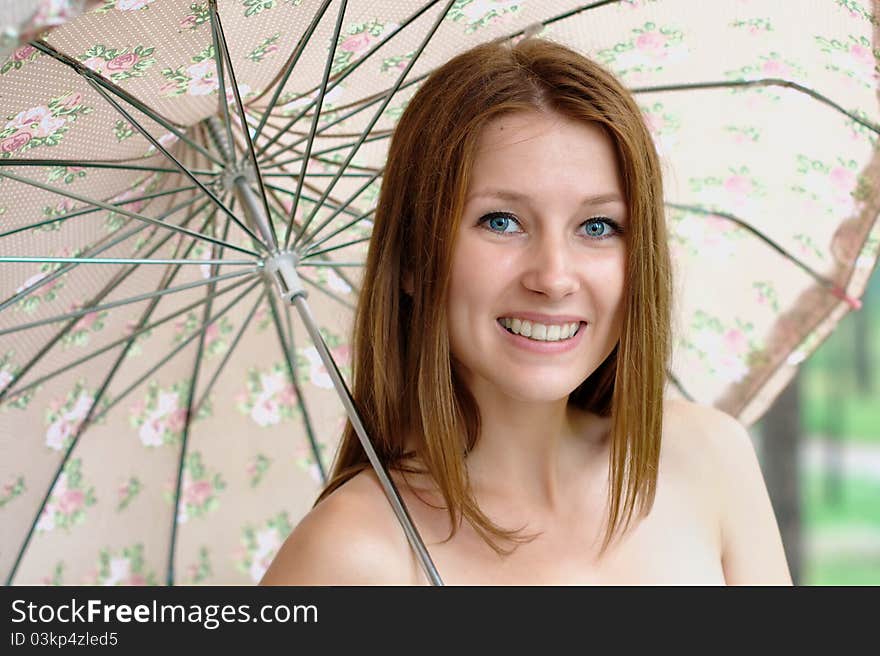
[260,38,792,585]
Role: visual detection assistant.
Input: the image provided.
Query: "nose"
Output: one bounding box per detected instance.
[520,232,580,300]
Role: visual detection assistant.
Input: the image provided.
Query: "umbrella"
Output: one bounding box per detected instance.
[1,0,878,587]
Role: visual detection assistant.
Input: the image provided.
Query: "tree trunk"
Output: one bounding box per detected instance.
[759,372,803,585]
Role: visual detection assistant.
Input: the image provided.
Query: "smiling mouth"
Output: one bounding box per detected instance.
[497,318,585,342]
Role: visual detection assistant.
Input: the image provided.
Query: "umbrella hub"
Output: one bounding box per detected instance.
[217,159,256,195]
[263,251,307,303]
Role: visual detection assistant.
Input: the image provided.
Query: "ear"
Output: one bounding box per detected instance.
[402,270,414,297]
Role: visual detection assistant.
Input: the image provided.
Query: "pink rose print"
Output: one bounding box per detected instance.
[643,113,663,133]
[158,81,178,96]
[0,131,31,153]
[250,396,281,427]
[73,311,99,332]
[636,32,667,52]
[58,489,85,514]
[277,385,297,406]
[61,93,83,110]
[188,75,217,96]
[723,329,748,355]
[761,59,791,78]
[724,175,752,196]
[6,105,49,131]
[829,166,856,194]
[180,15,198,29]
[204,322,220,346]
[340,33,373,54]
[187,59,215,79]
[166,408,188,433]
[33,115,65,138]
[333,344,351,364]
[13,45,36,61]
[184,480,212,506]
[849,43,875,68]
[46,420,74,450]
[107,53,139,71]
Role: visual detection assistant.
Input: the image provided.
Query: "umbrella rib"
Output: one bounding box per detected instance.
[1,207,220,402]
[284,293,328,483]
[254,0,441,162]
[4,321,150,586]
[81,77,267,250]
[299,170,380,247]
[301,209,375,257]
[2,276,255,404]
[266,291,327,484]
[249,0,333,142]
[0,185,200,241]
[210,0,280,250]
[508,0,622,38]
[3,196,222,584]
[0,195,207,315]
[207,6,237,164]
[263,183,365,221]
[0,256,256,266]
[0,269,259,337]
[166,210,232,586]
[631,78,880,135]
[0,158,215,409]
[298,261,363,268]
[260,171,378,178]
[298,271,356,311]
[0,170,260,257]
[287,293,443,585]
[280,0,350,251]
[190,290,266,420]
[256,76,425,170]
[87,278,262,427]
[668,202,862,309]
[0,159,217,177]
[289,0,457,252]
[30,39,226,167]
[260,193,361,296]
[264,132,391,170]
[302,235,371,260]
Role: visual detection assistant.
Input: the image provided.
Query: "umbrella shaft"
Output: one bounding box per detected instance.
[205,117,278,251]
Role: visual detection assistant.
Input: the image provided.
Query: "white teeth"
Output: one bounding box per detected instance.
[499,318,581,342]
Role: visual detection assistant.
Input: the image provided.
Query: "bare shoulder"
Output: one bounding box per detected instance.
[259,469,420,585]
[663,398,792,585]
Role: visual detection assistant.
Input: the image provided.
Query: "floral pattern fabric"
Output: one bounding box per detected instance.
[0,0,877,586]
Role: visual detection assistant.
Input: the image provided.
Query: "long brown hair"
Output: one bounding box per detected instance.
[315,37,673,558]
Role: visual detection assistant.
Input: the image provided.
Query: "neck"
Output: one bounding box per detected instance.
[462,390,611,515]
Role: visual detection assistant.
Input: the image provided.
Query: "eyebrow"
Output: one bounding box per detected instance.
[466,189,625,205]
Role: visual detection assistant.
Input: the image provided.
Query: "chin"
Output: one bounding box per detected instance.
[492,378,582,404]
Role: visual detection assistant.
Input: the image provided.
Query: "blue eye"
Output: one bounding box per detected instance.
[481,212,521,234]
[583,218,621,239]
[477,212,623,240]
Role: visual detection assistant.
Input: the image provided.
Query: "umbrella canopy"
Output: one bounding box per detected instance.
[1,0,878,586]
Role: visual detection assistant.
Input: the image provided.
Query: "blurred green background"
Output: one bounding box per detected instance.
[752,267,880,586]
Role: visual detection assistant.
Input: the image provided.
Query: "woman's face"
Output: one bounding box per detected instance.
[446,110,627,404]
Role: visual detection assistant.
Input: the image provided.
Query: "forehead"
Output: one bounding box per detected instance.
[468,111,623,197]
